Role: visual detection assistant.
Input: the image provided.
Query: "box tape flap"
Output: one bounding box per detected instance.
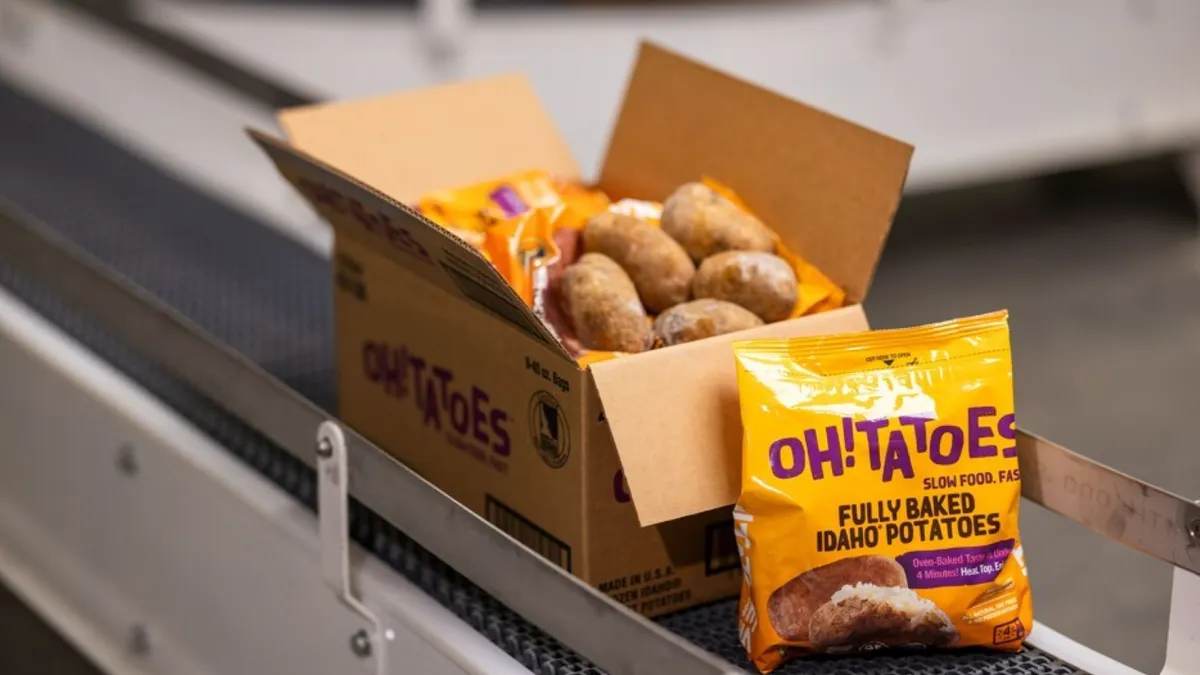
[599,41,913,303]
[249,129,574,362]
[276,73,580,204]
[589,305,870,527]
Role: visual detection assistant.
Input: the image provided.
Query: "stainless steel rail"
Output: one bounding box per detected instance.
[0,200,742,675]
[1017,432,1200,574]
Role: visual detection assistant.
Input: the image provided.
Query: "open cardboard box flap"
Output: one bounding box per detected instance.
[276,73,581,204]
[247,129,575,361]
[598,43,914,304]
[252,75,583,361]
[590,305,870,527]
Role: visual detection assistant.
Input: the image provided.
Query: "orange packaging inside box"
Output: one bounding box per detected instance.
[426,172,849,368]
[249,42,913,618]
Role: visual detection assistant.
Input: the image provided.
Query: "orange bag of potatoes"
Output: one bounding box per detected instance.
[417,169,609,252]
[481,203,623,368]
[482,203,591,310]
[732,311,1031,673]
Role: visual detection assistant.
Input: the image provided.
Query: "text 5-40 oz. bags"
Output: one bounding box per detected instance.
[731,311,1032,673]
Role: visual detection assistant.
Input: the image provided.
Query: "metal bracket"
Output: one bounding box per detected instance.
[1161,498,1200,675]
[1162,568,1200,675]
[317,421,388,674]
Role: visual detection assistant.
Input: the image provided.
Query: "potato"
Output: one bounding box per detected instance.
[653,299,764,347]
[660,182,776,262]
[582,211,695,314]
[692,251,798,323]
[560,253,653,353]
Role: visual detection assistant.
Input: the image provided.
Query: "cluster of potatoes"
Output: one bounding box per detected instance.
[560,182,800,353]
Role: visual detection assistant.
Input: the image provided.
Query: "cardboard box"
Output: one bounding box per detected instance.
[249,42,912,617]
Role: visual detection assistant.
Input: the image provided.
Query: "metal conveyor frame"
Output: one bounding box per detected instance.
[1,187,1199,674]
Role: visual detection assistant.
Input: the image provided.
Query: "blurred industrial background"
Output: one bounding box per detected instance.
[1,1,1198,674]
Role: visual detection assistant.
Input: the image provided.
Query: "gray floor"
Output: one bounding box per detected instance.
[1,160,1195,674]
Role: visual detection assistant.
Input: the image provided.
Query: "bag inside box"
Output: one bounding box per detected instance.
[250,41,913,527]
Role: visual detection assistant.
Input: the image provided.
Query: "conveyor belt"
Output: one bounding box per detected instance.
[0,80,1084,675]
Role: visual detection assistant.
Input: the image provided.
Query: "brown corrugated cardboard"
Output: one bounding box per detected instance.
[252,132,574,360]
[279,73,580,204]
[589,305,869,527]
[601,44,912,304]
[249,40,912,617]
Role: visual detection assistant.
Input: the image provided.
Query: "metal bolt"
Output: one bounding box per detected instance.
[349,629,372,658]
[128,624,151,656]
[116,445,138,476]
[316,437,333,459]
[1188,517,1200,540]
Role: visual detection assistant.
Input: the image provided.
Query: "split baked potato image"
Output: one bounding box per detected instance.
[767,555,907,643]
[809,583,958,652]
[767,555,958,651]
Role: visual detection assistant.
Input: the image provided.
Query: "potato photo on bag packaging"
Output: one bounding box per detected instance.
[731,311,1032,673]
[765,555,906,643]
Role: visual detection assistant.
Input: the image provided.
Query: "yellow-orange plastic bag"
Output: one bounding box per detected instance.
[732,311,1031,673]
[481,203,626,366]
[417,169,609,248]
[484,204,576,308]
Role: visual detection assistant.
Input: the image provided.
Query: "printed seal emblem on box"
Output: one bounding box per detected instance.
[528,390,570,468]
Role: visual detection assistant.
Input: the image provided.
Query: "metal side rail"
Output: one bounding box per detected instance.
[0,280,532,675]
[0,109,734,675]
[0,80,1190,675]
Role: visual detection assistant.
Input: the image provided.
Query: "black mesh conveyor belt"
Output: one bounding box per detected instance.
[0,81,1082,675]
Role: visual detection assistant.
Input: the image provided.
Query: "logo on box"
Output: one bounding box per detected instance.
[528,391,570,469]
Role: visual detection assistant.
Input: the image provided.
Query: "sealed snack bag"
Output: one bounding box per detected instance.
[732,311,1031,673]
